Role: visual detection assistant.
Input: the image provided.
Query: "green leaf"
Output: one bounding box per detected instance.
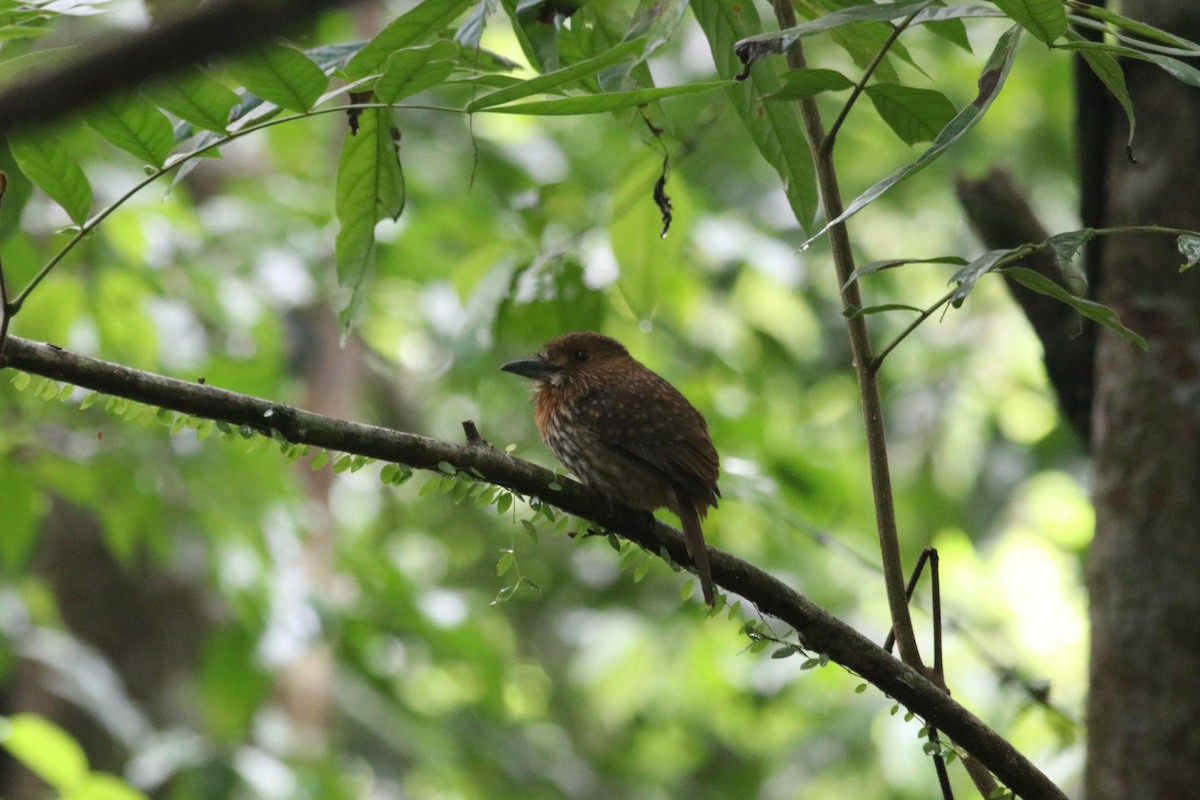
[1067,2,1200,52]
[74,771,151,800]
[692,0,817,230]
[333,107,404,332]
[1072,34,1135,155]
[864,83,957,146]
[803,25,1022,247]
[1146,54,1200,88]
[771,644,801,659]
[503,1,563,72]
[1003,266,1147,349]
[1052,40,1200,89]
[0,23,52,42]
[496,551,515,576]
[733,0,934,69]
[468,38,645,111]
[913,3,979,51]
[227,44,329,113]
[475,80,728,115]
[8,128,93,225]
[1045,228,1095,268]
[845,255,968,287]
[345,0,473,80]
[374,41,458,104]
[949,247,1024,306]
[84,91,173,167]
[142,68,239,133]
[764,68,854,101]
[844,303,924,317]
[1178,234,1200,272]
[0,714,89,790]
[0,460,42,565]
[992,0,1066,44]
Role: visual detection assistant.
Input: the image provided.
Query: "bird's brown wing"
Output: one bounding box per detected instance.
[576,367,720,509]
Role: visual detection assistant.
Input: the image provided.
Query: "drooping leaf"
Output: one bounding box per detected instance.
[992,0,1066,44]
[83,91,173,167]
[863,83,957,145]
[8,128,93,225]
[1004,267,1146,349]
[802,25,1022,247]
[227,44,329,113]
[692,0,817,230]
[142,68,239,133]
[334,108,405,333]
[764,68,855,101]
[344,0,473,80]
[1071,33,1135,155]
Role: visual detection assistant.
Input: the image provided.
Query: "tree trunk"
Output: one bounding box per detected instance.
[1086,2,1200,798]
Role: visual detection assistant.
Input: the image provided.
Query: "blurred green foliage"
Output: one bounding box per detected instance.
[0,1,1113,798]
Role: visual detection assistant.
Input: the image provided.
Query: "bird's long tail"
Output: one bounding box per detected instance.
[676,494,715,607]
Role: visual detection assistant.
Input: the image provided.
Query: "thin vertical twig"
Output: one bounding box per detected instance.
[768,0,924,672]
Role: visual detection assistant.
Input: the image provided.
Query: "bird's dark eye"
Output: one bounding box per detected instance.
[572,349,591,362]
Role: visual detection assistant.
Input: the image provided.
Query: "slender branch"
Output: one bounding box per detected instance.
[871,287,957,370]
[0,334,1067,800]
[769,0,924,671]
[0,0,363,138]
[823,10,923,155]
[8,102,459,312]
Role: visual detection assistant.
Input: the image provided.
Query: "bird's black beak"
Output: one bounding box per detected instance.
[501,356,560,380]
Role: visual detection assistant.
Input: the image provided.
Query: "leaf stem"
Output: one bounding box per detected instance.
[823,9,924,155]
[870,287,957,371]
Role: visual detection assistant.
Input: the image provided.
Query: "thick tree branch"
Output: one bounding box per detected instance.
[0,0,361,138]
[954,170,1095,443]
[0,335,1066,800]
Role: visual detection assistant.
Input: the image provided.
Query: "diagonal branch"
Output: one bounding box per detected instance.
[0,0,362,138]
[0,334,1066,800]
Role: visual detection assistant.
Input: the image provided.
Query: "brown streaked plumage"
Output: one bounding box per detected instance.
[501,331,720,605]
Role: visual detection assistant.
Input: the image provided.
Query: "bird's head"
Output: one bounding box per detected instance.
[501,331,631,388]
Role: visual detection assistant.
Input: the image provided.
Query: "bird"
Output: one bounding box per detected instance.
[501,331,720,606]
